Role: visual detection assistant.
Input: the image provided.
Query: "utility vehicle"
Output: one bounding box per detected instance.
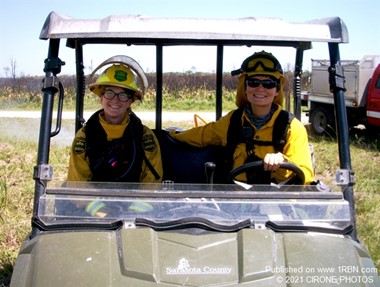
[10,12,379,286]
[302,55,380,135]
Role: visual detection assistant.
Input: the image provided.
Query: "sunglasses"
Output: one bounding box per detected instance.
[103,90,133,102]
[246,78,278,89]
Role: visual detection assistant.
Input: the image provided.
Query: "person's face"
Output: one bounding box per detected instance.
[100,86,133,124]
[245,75,278,110]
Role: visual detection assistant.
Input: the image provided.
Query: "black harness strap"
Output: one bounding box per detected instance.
[226,107,294,183]
[143,152,160,180]
[245,109,295,152]
[228,107,294,153]
[85,110,160,182]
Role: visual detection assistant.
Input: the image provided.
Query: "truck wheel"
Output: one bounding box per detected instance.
[309,107,335,135]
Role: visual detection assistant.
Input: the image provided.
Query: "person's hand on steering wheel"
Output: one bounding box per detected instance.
[263,152,285,172]
[227,160,305,185]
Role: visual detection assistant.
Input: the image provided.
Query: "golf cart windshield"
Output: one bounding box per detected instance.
[36,181,351,234]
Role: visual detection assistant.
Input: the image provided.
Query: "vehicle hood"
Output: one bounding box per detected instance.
[11,228,378,286]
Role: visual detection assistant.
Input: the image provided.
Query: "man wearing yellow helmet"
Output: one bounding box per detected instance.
[172,51,314,184]
[67,58,163,183]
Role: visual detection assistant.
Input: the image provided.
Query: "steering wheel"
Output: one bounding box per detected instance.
[227,160,305,185]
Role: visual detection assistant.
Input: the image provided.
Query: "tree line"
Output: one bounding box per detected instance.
[0,70,309,99]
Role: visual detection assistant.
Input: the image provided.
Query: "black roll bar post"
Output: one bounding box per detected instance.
[215,44,224,120]
[155,44,163,130]
[328,42,357,240]
[32,38,65,237]
[75,41,86,133]
[293,48,304,120]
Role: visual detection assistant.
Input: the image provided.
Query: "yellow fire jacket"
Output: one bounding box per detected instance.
[67,111,163,183]
[172,104,314,184]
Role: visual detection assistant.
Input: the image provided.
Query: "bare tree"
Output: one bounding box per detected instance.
[285,62,293,72]
[9,57,17,79]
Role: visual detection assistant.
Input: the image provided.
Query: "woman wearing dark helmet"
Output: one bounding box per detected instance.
[172,51,314,184]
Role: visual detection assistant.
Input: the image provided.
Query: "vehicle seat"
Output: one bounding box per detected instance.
[153,130,227,184]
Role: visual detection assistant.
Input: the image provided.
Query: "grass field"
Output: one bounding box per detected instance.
[0,116,379,285]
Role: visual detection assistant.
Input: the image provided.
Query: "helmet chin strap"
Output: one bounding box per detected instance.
[88,55,148,95]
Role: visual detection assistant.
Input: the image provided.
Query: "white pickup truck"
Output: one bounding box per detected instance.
[302,55,380,135]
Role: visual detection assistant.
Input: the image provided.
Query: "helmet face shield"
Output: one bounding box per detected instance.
[88,55,148,101]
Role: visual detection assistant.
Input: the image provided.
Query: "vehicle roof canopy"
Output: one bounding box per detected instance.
[37,11,351,131]
[40,11,348,48]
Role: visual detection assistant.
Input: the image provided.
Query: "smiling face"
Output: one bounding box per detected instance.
[100,86,133,124]
[245,75,278,116]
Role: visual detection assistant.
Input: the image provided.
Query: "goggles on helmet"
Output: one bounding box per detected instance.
[231,51,283,76]
[246,78,278,89]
